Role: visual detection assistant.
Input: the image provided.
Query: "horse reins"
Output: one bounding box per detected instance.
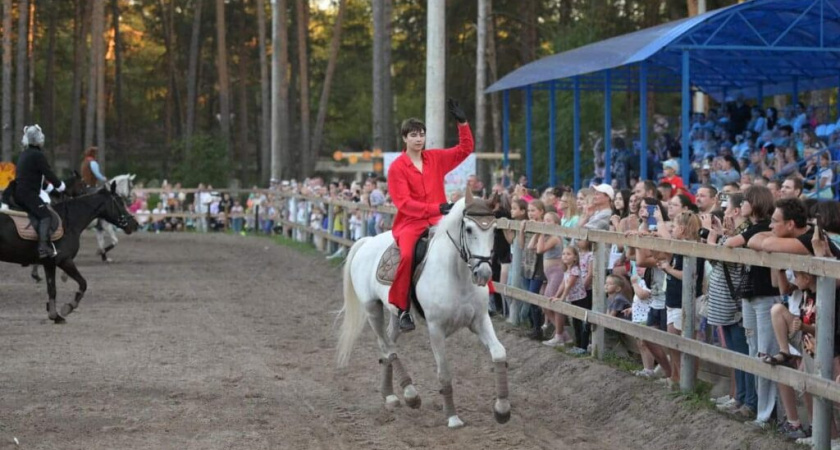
[446,210,495,272]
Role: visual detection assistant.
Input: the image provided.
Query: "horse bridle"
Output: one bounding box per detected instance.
[446,210,496,272]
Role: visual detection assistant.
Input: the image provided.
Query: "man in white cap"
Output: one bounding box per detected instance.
[585,183,614,231]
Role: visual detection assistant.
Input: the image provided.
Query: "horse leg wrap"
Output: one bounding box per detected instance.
[378,358,395,398]
[494,361,509,400]
[440,383,456,418]
[388,354,412,389]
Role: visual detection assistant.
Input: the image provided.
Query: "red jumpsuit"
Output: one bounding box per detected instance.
[386,123,474,310]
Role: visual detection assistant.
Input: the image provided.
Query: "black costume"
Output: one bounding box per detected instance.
[13,144,62,258]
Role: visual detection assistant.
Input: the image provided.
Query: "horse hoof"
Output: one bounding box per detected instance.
[494,409,511,424]
[447,415,465,429]
[404,395,421,409]
[384,395,400,410]
[52,316,66,324]
[59,304,75,317]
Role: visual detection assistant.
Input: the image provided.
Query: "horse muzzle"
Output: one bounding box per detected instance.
[471,264,493,287]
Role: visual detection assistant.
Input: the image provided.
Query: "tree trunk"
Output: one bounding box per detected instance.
[96,0,106,166]
[185,0,203,156]
[43,0,57,163]
[26,1,34,126]
[235,0,249,183]
[311,0,346,164]
[85,0,104,150]
[70,0,88,169]
[271,0,290,179]
[2,0,13,161]
[215,0,231,157]
[159,0,183,141]
[518,0,536,64]
[372,0,385,154]
[111,0,123,142]
[295,0,311,176]
[15,0,29,148]
[476,0,490,186]
[382,0,393,152]
[486,1,501,154]
[256,0,270,184]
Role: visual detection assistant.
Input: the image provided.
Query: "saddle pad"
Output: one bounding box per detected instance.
[375,242,429,286]
[7,214,64,242]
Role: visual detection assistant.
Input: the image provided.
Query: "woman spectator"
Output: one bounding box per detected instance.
[706,185,778,425]
[765,107,779,132]
[748,106,767,134]
[813,152,834,199]
[711,155,741,190]
[537,212,570,347]
[520,199,547,340]
[504,198,529,325]
[489,192,512,317]
[660,211,704,387]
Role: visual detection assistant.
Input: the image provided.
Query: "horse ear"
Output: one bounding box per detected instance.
[130,174,136,181]
[73,170,80,177]
[110,180,117,193]
[464,184,474,205]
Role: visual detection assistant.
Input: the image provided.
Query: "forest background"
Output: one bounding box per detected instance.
[0,0,745,188]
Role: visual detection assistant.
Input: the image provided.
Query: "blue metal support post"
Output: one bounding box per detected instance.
[573,77,581,191]
[503,91,510,186]
[525,86,533,186]
[549,82,557,187]
[604,70,612,185]
[681,50,691,184]
[640,63,649,181]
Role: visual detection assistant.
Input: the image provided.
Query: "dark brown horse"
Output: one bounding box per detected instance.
[0,182,138,323]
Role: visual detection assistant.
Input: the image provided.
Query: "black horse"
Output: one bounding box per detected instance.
[0,181,139,323]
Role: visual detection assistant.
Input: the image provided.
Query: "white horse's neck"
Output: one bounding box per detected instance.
[427,199,470,276]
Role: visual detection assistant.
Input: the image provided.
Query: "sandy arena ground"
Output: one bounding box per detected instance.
[0,233,800,449]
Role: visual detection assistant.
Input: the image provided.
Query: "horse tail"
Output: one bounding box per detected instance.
[336,237,372,368]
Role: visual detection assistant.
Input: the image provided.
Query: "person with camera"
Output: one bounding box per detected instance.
[386,99,474,332]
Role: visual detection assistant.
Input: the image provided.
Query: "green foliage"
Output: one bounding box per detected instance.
[170,134,231,188]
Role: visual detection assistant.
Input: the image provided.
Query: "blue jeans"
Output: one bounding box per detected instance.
[525,278,544,332]
[742,295,780,422]
[722,322,757,411]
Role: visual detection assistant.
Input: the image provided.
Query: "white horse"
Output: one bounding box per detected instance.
[93,174,134,261]
[336,190,510,429]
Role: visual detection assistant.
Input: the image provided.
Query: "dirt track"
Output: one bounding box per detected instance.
[0,233,799,449]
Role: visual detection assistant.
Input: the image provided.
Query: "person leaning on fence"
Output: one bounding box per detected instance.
[386,98,474,332]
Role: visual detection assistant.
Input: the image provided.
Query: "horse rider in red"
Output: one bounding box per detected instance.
[387,99,474,332]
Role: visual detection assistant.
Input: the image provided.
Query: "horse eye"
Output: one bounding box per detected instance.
[466,227,473,234]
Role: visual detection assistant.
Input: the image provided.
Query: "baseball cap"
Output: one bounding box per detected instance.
[663,160,680,172]
[593,183,615,201]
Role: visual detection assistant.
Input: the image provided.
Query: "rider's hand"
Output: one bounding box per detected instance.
[439,202,453,215]
[56,182,66,193]
[447,98,467,124]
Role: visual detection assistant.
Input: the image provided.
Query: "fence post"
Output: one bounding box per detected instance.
[254,205,260,235]
[360,208,369,238]
[591,241,607,359]
[342,204,350,247]
[680,256,697,393]
[327,202,335,254]
[812,275,836,450]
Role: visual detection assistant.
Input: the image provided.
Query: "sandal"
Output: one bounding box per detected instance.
[761,352,796,367]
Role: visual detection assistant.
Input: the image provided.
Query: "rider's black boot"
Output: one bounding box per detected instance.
[399,309,415,332]
[37,217,55,259]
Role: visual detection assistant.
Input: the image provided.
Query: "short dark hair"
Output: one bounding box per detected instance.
[810,200,840,234]
[699,184,718,198]
[400,118,426,137]
[743,185,775,220]
[658,181,673,190]
[724,182,740,192]
[784,176,803,193]
[775,198,808,228]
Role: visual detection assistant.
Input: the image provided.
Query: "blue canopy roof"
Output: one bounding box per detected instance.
[486,0,840,99]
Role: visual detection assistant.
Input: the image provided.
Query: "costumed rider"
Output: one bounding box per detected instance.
[13,125,65,259]
[81,146,117,261]
[387,98,474,332]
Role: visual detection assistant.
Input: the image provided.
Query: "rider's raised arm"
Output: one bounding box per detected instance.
[387,164,439,220]
[434,123,474,175]
[90,160,108,183]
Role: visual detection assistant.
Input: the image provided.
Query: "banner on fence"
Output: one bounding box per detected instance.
[383,153,476,199]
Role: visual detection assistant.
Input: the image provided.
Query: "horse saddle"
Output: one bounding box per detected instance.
[0,201,63,242]
[376,228,433,288]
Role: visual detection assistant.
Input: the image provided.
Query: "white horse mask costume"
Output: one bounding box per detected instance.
[337,189,510,428]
